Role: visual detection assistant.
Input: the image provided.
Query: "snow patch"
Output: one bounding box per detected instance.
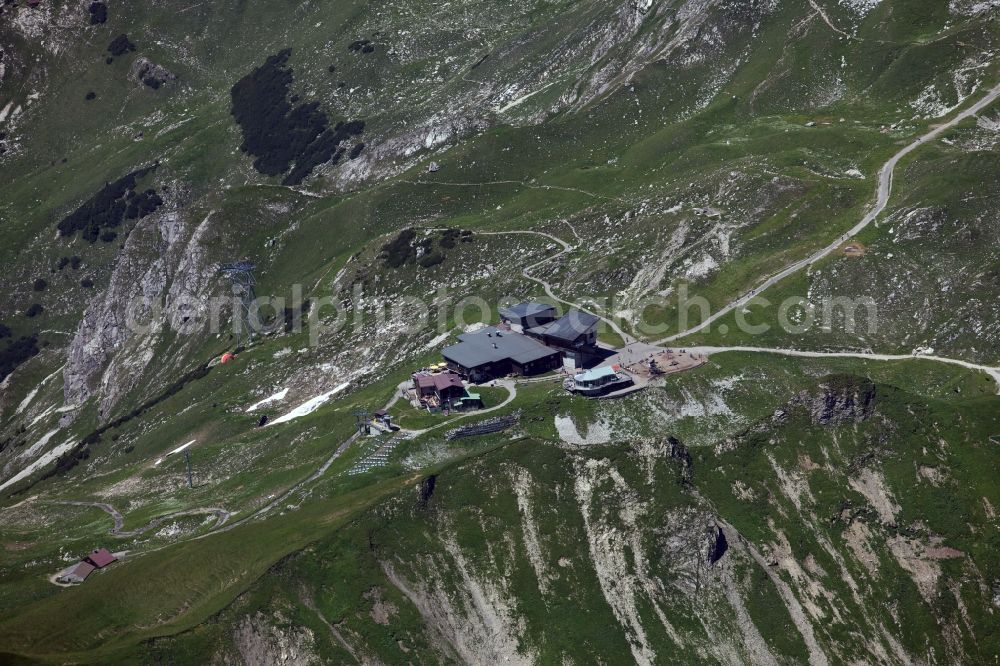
[0,437,75,493]
[269,382,350,425]
[245,388,289,412]
[422,332,451,350]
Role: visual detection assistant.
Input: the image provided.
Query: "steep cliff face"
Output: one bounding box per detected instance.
[62,191,218,422]
[330,0,780,187]
[790,374,876,425]
[165,379,997,665]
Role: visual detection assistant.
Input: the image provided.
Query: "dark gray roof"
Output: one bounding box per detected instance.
[500,302,557,320]
[540,310,601,343]
[442,327,558,368]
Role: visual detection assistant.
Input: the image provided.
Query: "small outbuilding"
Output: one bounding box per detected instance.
[60,561,96,584]
[413,371,468,404]
[84,548,118,569]
[570,364,632,396]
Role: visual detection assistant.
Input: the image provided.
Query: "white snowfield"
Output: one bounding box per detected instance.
[154,439,198,466]
[245,388,289,413]
[16,364,64,413]
[268,382,350,426]
[422,332,452,350]
[0,437,75,493]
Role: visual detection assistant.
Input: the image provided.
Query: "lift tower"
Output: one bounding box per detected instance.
[219,261,257,348]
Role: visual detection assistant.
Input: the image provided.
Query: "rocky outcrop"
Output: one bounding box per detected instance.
[228,612,316,666]
[791,375,875,425]
[63,193,217,423]
[129,57,175,89]
[328,0,778,190]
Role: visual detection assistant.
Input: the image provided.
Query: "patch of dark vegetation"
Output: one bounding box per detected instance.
[56,257,69,270]
[132,57,176,89]
[282,299,311,333]
[418,474,436,508]
[24,304,43,318]
[381,228,417,268]
[88,1,107,24]
[327,64,336,73]
[56,165,162,242]
[708,527,728,564]
[107,34,135,58]
[348,39,371,52]
[126,189,163,219]
[664,436,693,484]
[417,250,444,268]
[100,230,118,243]
[32,278,47,292]
[438,228,461,249]
[348,142,365,159]
[0,323,10,339]
[381,227,471,270]
[85,91,96,101]
[70,255,82,269]
[230,50,366,185]
[81,277,94,288]
[0,335,39,382]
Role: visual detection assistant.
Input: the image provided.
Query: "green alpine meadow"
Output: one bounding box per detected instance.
[0,0,998,663]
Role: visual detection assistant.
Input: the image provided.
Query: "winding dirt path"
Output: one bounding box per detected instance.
[52,501,231,538]
[401,177,623,203]
[475,230,636,343]
[688,346,1000,388]
[658,81,1000,344]
[470,226,1000,391]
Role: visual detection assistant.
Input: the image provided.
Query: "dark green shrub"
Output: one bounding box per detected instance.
[381,228,416,267]
[89,2,107,24]
[0,335,39,381]
[107,34,135,57]
[418,251,444,268]
[230,50,365,185]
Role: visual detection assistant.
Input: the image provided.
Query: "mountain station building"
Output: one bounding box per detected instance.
[442,326,562,382]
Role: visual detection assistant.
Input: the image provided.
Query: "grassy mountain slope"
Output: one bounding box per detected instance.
[0,0,998,662]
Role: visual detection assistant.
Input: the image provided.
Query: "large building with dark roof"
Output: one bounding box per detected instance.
[442,326,561,381]
[526,309,602,365]
[500,302,558,330]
